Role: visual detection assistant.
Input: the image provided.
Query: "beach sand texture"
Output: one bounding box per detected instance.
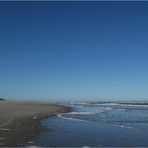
[0,100,69,146]
[0,100,66,127]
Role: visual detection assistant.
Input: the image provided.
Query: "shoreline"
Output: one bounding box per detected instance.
[0,100,71,147]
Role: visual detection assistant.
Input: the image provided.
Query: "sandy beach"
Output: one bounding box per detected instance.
[0,100,70,146]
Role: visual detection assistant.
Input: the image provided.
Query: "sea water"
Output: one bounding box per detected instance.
[30,102,148,147]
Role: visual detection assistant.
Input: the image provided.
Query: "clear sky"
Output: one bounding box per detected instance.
[0,1,148,102]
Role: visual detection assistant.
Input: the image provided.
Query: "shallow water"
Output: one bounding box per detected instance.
[29,102,148,147]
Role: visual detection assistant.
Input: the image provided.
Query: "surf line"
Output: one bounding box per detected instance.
[57,113,92,123]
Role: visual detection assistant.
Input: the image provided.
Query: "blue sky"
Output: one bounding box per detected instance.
[0,1,148,101]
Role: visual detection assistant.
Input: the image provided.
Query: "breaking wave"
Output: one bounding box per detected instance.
[57,113,92,123]
[57,107,113,123]
[67,111,98,115]
[68,101,148,107]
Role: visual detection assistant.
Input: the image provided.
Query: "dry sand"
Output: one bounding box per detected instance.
[0,100,70,146]
[0,100,68,127]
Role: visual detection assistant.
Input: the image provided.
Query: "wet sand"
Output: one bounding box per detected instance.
[0,100,70,146]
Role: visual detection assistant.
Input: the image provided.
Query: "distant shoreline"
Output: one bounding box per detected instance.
[0,100,71,147]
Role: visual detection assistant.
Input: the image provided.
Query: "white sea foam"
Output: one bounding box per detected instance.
[27,146,39,148]
[112,124,134,130]
[67,111,98,115]
[68,101,148,107]
[95,103,148,107]
[57,107,112,123]
[67,107,113,115]
[104,106,112,111]
[57,113,92,123]
[114,104,148,107]
[0,128,11,131]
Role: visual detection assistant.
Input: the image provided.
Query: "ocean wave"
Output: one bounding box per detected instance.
[104,106,112,111]
[67,111,98,115]
[57,113,92,123]
[68,101,148,107]
[115,109,126,112]
[68,107,113,115]
[111,124,134,130]
[57,107,113,123]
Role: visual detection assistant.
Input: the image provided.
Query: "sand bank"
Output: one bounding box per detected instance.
[0,100,70,146]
